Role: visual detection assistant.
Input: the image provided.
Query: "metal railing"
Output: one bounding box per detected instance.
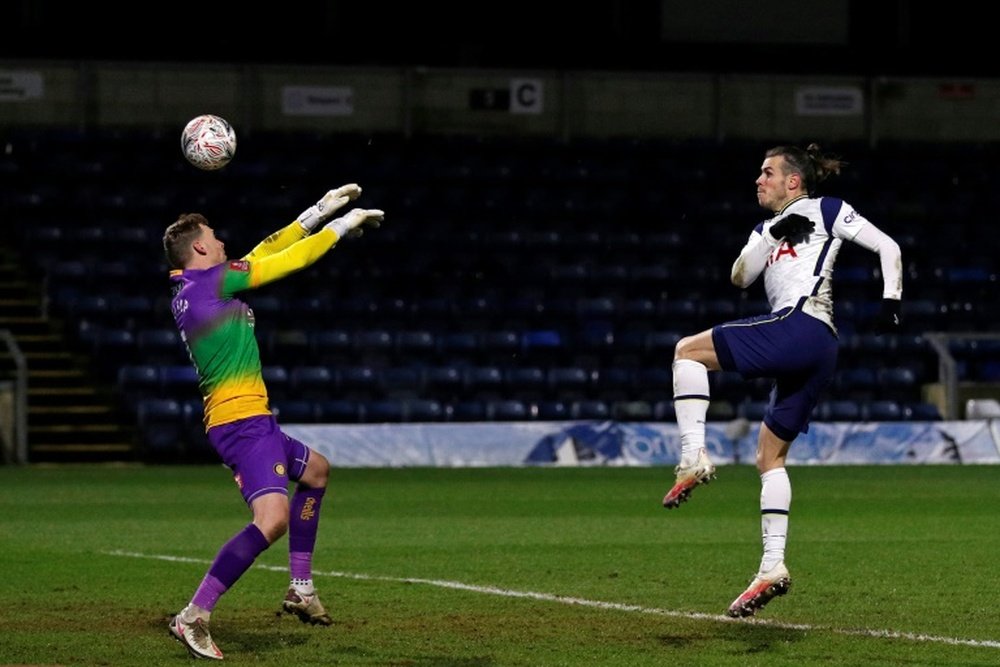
[0,329,27,464]
[924,332,1000,421]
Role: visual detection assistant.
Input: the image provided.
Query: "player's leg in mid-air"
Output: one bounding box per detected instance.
[663,328,719,508]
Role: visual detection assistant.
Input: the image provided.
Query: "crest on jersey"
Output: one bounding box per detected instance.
[273,462,286,477]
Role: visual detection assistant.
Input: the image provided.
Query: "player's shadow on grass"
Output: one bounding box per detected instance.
[658,621,805,652]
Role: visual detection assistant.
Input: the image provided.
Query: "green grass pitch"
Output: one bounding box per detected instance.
[1,464,998,666]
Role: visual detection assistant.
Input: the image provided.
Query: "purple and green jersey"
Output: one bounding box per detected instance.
[168,222,338,429]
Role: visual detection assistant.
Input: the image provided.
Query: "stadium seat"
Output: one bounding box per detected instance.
[547,366,592,399]
[271,400,316,423]
[339,366,379,399]
[451,400,488,422]
[364,399,407,423]
[536,400,570,421]
[136,398,184,456]
[611,400,652,421]
[406,399,447,422]
[261,366,290,400]
[652,400,676,421]
[504,366,547,398]
[819,400,862,421]
[137,328,185,363]
[378,366,426,398]
[904,402,942,421]
[316,399,362,423]
[488,399,532,421]
[290,365,335,400]
[425,365,465,398]
[160,365,200,398]
[117,364,160,401]
[737,400,769,421]
[463,366,504,398]
[863,400,903,421]
[571,400,610,420]
[395,330,437,358]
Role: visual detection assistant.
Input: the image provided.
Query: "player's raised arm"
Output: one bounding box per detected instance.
[242,184,362,261]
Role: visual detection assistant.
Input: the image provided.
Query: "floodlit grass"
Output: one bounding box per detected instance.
[1,464,998,666]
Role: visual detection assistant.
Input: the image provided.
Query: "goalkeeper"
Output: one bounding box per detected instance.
[661,143,902,619]
[162,184,383,661]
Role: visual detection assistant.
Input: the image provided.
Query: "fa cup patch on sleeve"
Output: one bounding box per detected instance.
[228,260,250,272]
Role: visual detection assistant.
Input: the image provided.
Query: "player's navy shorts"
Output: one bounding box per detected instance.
[207,414,311,505]
[712,307,838,441]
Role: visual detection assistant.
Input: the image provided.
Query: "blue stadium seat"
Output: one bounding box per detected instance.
[612,400,652,421]
[136,398,184,456]
[137,328,185,363]
[488,399,532,421]
[395,330,436,357]
[364,399,407,423]
[819,400,862,421]
[406,399,447,422]
[339,366,379,398]
[160,365,200,397]
[378,367,425,398]
[548,366,592,399]
[904,402,942,421]
[463,366,504,397]
[261,365,290,400]
[536,400,570,421]
[737,400,769,421]
[425,365,464,396]
[451,400,488,422]
[290,366,335,399]
[863,400,903,421]
[571,400,610,420]
[118,364,160,398]
[504,367,547,397]
[652,400,676,421]
[316,399,362,423]
[271,400,316,423]
[310,330,352,363]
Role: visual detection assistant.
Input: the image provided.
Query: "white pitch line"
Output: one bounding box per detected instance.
[104,549,1000,650]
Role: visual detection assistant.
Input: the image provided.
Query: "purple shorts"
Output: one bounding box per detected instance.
[712,307,838,440]
[207,414,311,505]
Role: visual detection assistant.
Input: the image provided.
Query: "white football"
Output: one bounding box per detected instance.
[181,114,237,171]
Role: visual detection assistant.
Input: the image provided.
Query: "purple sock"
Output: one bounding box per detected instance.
[289,486,326,580]
[192,523,270,611]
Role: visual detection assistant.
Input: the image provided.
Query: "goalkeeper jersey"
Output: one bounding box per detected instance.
[168,223,337,429]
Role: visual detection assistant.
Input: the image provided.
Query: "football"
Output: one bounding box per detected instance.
[181,114,237,170]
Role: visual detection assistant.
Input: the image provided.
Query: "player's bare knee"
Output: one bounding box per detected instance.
[257,515,289,543]
[674,335,697,361]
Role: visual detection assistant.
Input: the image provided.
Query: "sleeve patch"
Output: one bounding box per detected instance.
[228,260,250,272]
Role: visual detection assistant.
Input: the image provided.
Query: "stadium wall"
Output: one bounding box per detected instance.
[281,420,1000,468]
[2,62,1000,142]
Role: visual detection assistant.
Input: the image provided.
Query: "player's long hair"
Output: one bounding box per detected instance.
[766,143,845,193]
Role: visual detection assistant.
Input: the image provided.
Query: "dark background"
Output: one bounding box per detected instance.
[2,1,990,77]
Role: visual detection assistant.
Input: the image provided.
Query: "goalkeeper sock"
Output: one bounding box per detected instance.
[759,467,791,573]
[672,359,710,466]
[192,523,270,612]
[289,486,326,582]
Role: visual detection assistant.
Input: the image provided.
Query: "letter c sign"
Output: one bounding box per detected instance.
[510,78,543,114]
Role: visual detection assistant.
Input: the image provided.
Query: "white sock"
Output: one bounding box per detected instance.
[291,578,315,595]
[181,603,210,623]
[759,467,791,573]
[672,359,710,465]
